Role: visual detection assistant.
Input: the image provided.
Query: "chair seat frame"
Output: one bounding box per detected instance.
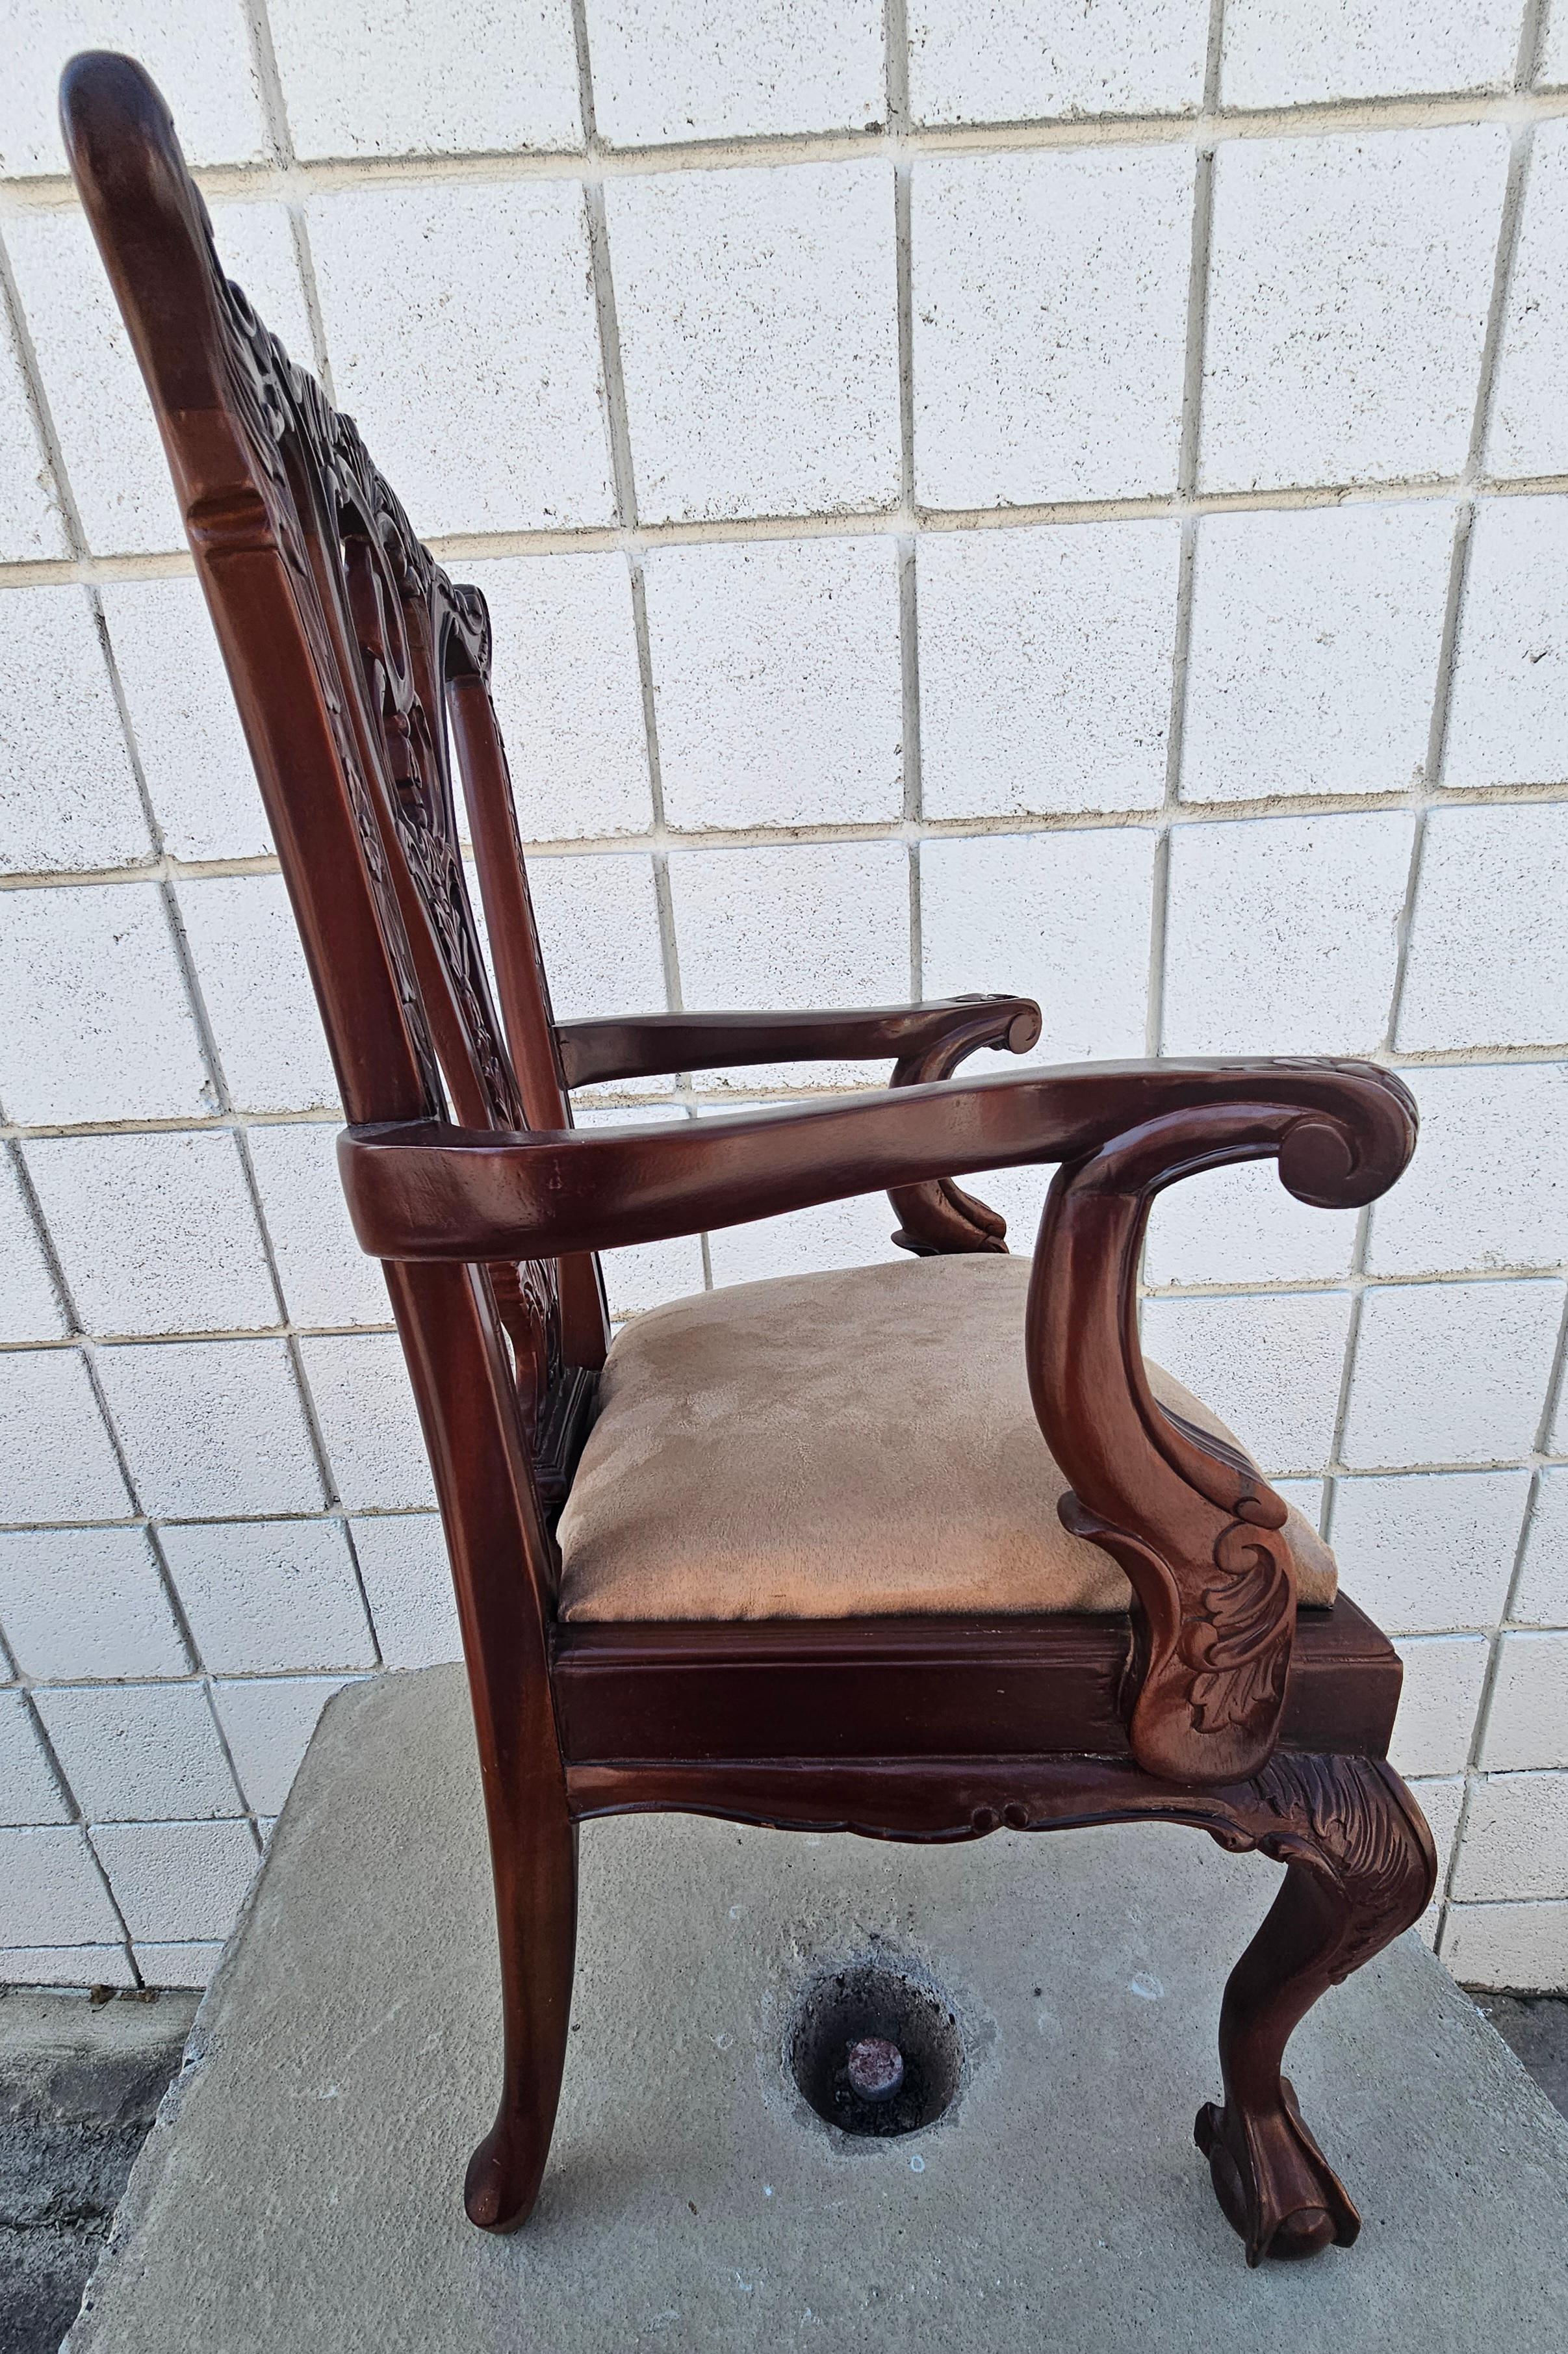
[64,51,1435,2270]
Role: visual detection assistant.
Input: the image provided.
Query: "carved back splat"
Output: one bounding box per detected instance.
[64,57,600,1547]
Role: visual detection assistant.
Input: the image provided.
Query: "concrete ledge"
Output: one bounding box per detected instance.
[70,1667,1568,2353]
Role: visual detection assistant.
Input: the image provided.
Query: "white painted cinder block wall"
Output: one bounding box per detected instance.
[1,0,1567,1993]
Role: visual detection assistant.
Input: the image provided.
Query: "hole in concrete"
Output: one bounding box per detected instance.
[787,1964,964,2139]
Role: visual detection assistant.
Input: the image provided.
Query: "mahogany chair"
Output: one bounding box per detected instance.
[65,53,1436,2268]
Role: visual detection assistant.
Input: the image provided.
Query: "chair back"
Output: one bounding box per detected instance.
[63,53,600,1638]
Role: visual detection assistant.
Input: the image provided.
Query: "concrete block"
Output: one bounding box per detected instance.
[346,1516,461,1670]
[1220,0,1519,107]
[704,1167,901,1288]
[1328,1469,1531,1633]
[0,1690,69,1827]
[1398,804,1568,1050]
[1443,1901,1568,1992]
[527,851,667,1022]
[1544,9,1568,83]
[98,577,271,862]
[1367,1062,1568,1275]
[912,146,1192,507]
[212,1677,355,1816]
[0,1944,134,1988]
[24,1132,276,1339]
[133,1941,225,1989]
[87,1819,257,1944]
[1487,123,1568,479]
[0,881,211,1125]
[244,1122,390,1331]
[176,874,339,1114]
[1407,1773,1464,1944]
[572,1107,708,1315]
[908,0,1207,123]
[459,555,652,843]
[0,1352,133,1525]
[1201,129,1508,492]
[1140,1288,1352,1477]
[1445,498,1568,786]
[1181,502,1453,803]
[307,182,612,537]
[1452,1770,1568,1900]
[204,201,318,360]
[645,536,902,831]
[5,198,309,557]
[64,1666,1568,2353]
[587,0,884,144]
[0,1,268,176]
[1389,1635,1489,1776]
[0,301,66,560]
[0,1152,66,1343]
[0,585,149,874]
[1345,1279,1564,1469]
[296,1333,437,1513]
[157,1521,375,1677]
[93,1338,325,1520]
[918,519,1180,820]
[607,160,899,523]
[1144,1159,1354,1287]
[0,1528,187,1683]
[268,0,582,159]
[1483,1633,1568,1770]
[33,1685,242,1824]
[1515,1469,1568,1627]
[921,829,1155,1064]
[1162,811,1413,1056]
[0,1828,123,1950]
[670,840,910,1090]
[5,201,181,553]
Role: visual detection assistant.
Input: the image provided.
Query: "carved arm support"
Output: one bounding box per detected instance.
[1027,1087,1417,1787]
[556,994,1042,1259]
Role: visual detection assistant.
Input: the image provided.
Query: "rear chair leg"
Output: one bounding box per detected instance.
[1196,1754,1436,2264]
[465,1789,578,2232]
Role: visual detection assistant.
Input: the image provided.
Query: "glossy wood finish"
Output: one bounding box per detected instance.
[64,50,1435,2267]
[550,1599,1405,1767]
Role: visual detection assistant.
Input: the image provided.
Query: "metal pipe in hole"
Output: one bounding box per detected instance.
[845,2036,905,2102]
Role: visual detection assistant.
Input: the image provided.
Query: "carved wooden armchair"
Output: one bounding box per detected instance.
[66,54,1435,2268]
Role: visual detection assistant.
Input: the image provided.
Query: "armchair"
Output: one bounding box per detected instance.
[65,52,1435,2270]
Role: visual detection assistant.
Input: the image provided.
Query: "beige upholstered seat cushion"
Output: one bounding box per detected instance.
[557,1254,1337,1623]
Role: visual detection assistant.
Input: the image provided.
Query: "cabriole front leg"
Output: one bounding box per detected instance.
[1196,1753,1437,2264]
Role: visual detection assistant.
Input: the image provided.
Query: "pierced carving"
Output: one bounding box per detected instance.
[76,86,565,1446]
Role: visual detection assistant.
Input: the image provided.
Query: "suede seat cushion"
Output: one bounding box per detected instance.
[556,1253,1337,1623]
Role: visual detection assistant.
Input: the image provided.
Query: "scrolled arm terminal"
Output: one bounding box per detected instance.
[1027,1072,1416,1785]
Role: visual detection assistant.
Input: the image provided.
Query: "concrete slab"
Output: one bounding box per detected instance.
[69,1668,1568,2354]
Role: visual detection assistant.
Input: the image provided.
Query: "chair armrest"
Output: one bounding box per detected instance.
[1026,1080,1417,1789]
[340,1055,1412,1263]
[554,993,1044,1260]
[554,995,1040,1086]
[342,1056,1414,1791]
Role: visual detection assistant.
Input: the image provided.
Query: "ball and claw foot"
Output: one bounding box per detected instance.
[1195,2080,1360,2265]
